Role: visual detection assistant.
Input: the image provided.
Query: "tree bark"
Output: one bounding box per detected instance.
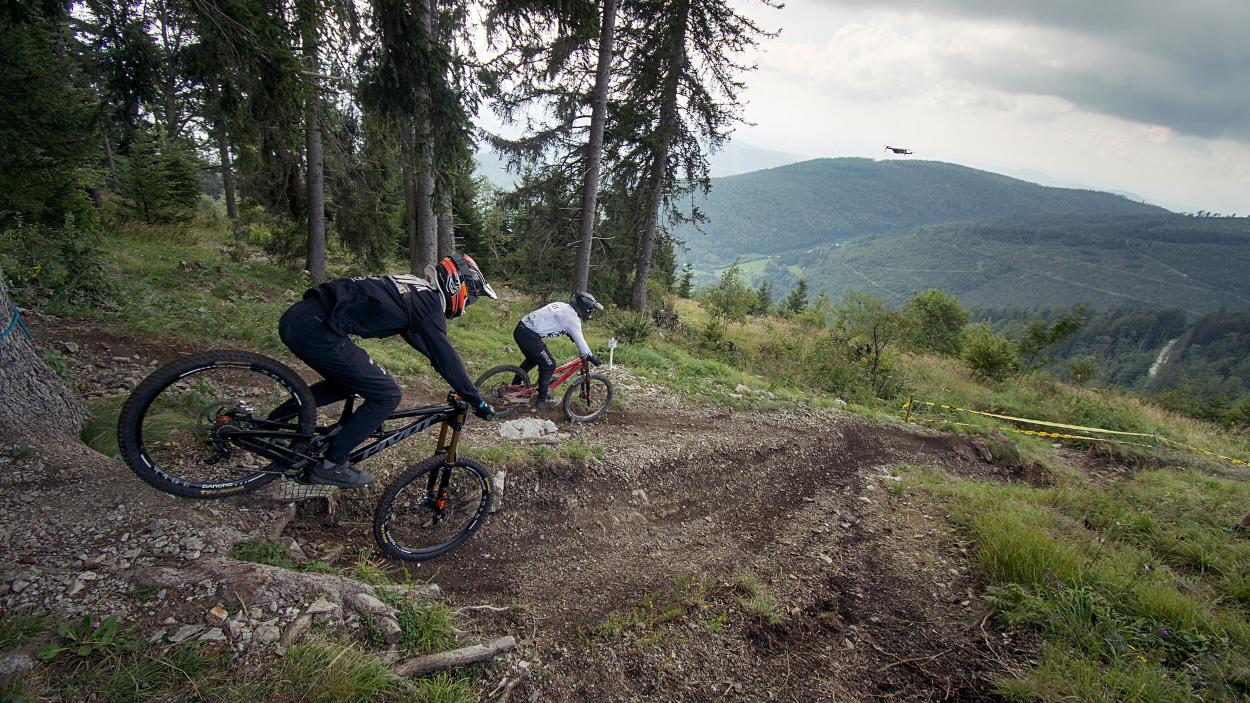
[300,1,326,283]
[403,124,420,274]
[413,0,438,273]
[631,1,688,311]
[0,267,85,440]
[416,142,436,270]
[218,125,238,219]
[573,0,617,295]
[437,187,454,257]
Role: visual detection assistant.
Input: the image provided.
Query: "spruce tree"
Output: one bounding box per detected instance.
[781,279,808,317]
[619,0,779,309]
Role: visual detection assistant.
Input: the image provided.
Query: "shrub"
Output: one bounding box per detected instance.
[606,308,654,343]
[704,263,754,322]
[0,217,111,311]
[903,289,968,356]
[964,324,1020,382]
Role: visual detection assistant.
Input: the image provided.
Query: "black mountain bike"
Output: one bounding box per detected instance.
[116,350,492,561]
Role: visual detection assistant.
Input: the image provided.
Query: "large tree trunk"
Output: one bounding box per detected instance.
[218,124,238,220]
[416,142,436,270]
[403,124,420,274]
[300,1,326,283]
[631,2,687,311]
[437,187,454,257]
[0,268,84,440]
[573,0,617,295]
[413,0,438,273]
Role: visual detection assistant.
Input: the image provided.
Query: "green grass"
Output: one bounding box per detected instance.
[377,589,457,655]
[272,637,405,703]
[75,219,1250,475]
[0,612,49,649]
[599,574,722,645]
[230,539,337,574]
[731,574,784,626]
[921,467,1250,702]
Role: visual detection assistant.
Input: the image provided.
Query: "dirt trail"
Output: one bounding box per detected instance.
[299,403,1032,701]
[24,315,1034,701]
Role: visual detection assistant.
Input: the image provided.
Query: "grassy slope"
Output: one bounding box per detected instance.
[59,221,1250,703]
[86,221,1250,466]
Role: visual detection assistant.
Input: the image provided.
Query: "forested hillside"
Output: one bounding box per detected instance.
[680,158,1165,266]
[789,214,1250,313]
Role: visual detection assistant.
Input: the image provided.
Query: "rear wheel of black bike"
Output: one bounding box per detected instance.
[373,455,492,561]
[474,365,532,419]
[563,373,613,423]
[117,351,316,499]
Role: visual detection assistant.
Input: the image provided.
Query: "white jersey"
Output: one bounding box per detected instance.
[521,302,591,357]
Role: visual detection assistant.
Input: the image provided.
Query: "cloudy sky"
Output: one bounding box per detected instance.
[729,0,1250,214]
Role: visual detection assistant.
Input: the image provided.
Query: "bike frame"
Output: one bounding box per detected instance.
[501,357,586,400]
[222,394,469,475]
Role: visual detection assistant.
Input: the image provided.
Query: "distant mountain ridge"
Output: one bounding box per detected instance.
[679,158,1250,314]
[681,158,1167,267]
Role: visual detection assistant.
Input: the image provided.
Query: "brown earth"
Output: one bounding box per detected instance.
[13,314,1048,701]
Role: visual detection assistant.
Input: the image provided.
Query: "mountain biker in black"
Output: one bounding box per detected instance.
[513,291,604,408]
[275,254,497,488]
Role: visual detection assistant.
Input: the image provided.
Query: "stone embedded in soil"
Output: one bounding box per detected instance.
[254,625,281,645]
[207,606,229,625]
[348,592,389,615]
[489,471,506,514]
[280,615,312,647]
[168,624,205,644]
[499,418,560,441]
[305,597,339,616]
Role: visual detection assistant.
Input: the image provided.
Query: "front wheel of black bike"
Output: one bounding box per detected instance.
[373,455,493,561]
[117,351,316,499]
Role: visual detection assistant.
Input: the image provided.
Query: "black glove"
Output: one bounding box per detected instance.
[473,400,495,420]
[584,353,602,367]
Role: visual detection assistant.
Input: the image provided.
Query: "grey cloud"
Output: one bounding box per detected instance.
[830,0,1250,140]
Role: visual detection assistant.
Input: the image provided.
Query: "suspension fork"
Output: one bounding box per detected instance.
[426,407,467,508]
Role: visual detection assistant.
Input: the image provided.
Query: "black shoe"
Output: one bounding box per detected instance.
[310,459,374,488]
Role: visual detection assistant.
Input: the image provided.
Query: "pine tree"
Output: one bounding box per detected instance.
[0,6,99,226]
[573,0,618,293]
[620,0,778,309]
[781,279,808,316]
[752,281,773,316]
[677,263,694,298]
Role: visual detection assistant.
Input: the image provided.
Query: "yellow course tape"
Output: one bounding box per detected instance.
[904,400,1157,437]
[903,399,1250,467]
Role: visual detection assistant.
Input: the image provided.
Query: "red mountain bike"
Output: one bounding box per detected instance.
[475,356,613,422]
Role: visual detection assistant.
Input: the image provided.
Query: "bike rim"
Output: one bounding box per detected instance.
[136,363,300,491]
[481,371,529,411]
[567,377,609,419]
[378,465,489,559]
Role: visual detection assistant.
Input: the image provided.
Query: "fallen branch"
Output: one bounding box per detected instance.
[453,604,511,615]
[394,636,517,678]
[877,646,953,672]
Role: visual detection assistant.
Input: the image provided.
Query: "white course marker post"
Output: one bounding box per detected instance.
[608,337,617,369]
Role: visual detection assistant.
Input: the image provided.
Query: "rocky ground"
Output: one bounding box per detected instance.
[2,314,1059,701]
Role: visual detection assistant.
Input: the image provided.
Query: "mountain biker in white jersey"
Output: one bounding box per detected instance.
[513,291,605,408]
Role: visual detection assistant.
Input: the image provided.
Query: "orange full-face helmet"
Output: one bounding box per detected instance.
[435,253,497,318]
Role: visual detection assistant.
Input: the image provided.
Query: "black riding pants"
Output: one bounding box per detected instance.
[513,322,556,399]
[276,298,402,463]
